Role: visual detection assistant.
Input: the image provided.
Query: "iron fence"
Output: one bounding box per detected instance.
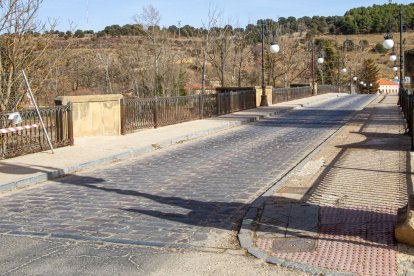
[0,105,73,159]
[217,90,256,115]
[122,90,256,133]
[272,86,312,104]
[317,85,341,94]
[399,88,414,151]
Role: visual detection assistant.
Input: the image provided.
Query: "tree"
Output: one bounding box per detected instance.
[208,24,233,87]
[232,27,253,87]
[0,0,62,111]
[318,40,339,85]
[200,7,221,93]
[177,67,187,96]
[134,5,164,96]
[358,58,379,94]
[359,39,369,51]
[96,52,113,94]
[74,29,85,38]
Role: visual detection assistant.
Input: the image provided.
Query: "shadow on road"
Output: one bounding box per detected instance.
[57,177,397,247]
[0,162,58,175]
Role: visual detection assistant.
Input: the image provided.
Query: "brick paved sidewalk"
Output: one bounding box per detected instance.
[246,94,411,276]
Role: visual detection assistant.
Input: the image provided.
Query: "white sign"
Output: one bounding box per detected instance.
[8,112,22,125]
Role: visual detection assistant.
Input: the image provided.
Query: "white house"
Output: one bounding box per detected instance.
[377,79,399,93]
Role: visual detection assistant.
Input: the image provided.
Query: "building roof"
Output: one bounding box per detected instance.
[377,79,398,86]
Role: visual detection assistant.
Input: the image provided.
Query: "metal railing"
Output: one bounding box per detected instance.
[122,90,256,133]
[0,105,73,159]
[217,90,256,115]
[272,86,312,104]
[399,88,414,150]
[317,85,341,94]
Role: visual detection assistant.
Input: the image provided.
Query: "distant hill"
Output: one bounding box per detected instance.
[58,3,414,39]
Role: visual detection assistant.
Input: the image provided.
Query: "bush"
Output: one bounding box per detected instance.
[373,43,387,54]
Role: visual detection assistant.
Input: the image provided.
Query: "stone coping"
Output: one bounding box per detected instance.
[55,94,123,105]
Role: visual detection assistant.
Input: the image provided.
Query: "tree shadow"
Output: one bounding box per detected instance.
[336,131,410,151]
[58,176,398,247]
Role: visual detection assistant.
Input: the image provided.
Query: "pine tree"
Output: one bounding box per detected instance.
[178,68,188,96]
[316,40,339,85]
[358,59,380,94]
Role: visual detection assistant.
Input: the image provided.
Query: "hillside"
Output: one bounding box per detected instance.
[3,2,414,111]
[33,31,412,103]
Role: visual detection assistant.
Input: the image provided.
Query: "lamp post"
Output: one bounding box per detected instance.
[383,11,404,93]
[318,57,324,88]
[311,39,325,96]
[258,20,280,107]
[399,10,404,90]
[352,76,358,94]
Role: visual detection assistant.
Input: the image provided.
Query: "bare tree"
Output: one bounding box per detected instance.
[96,52,113,94]
[232,26,253,87]
[208,24,234,87]
[0,0,62,111]
[200,7,221,93]
[133,5,164,96]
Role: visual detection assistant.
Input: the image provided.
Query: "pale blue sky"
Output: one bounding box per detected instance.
[38,0,412,31]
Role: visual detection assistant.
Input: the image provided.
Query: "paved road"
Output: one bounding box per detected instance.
[0,95,374,274]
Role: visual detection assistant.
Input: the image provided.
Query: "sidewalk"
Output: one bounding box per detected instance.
[0,93,342,193]
[239,94,412,276]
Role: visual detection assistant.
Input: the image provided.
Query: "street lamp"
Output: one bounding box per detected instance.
[383,31,394,50]
[351,76,358,94]
[393,64,399,72]
[383,10,404,90]
[311,39,325,96]
[258,20,280,107]
[390,48,397,62]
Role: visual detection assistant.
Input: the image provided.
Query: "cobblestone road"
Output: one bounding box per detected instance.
[0,95,374,249]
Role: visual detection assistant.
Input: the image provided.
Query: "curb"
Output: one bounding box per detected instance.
[238,94,381,276]
[0,106,296,193]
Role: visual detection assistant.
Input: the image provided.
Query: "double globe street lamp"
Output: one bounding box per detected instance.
[383,10,404,89]
[258,19,280,107]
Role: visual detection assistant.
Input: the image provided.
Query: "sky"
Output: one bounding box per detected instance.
[38,0,412,31]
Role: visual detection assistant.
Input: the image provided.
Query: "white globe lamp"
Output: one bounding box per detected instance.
[270,43,280,54]
[383,38,394,50]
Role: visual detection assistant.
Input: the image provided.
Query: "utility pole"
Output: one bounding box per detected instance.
[178,21,181,38]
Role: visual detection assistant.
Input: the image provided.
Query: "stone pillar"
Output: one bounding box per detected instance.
[254,86,273,107]
[55,94,123,138]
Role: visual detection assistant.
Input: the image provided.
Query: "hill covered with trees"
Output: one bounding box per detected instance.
[2,1,413,111]
[61,3,414,40]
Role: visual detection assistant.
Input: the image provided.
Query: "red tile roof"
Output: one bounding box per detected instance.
[377,79,398,85]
